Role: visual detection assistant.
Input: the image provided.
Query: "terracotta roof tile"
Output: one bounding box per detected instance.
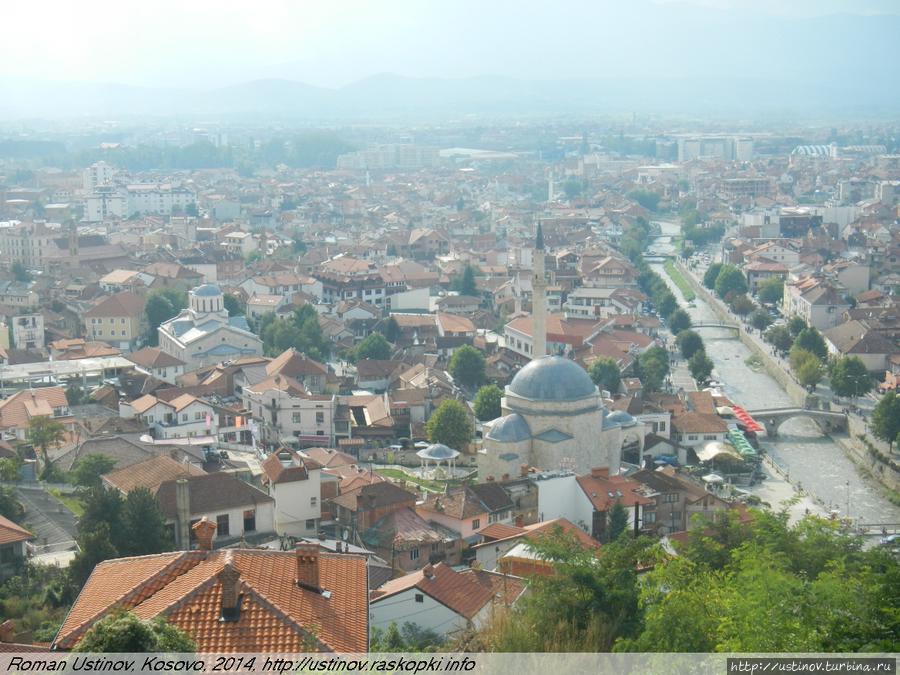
[103,455,205,494]
[0,514,33,545]
[371,563,494,620]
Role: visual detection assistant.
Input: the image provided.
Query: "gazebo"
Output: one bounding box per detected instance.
[415,443,460,479]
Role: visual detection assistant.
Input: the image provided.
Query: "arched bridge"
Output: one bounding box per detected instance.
[690,321,740,335]
[747,407,848,437]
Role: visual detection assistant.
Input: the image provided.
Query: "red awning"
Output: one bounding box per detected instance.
[731,405,763,433]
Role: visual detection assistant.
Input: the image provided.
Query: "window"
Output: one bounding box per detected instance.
[292,412,302,424]
[643,511,657,524]
[181,413,188,422]
[195,412,204,421]
[316,412,325,424]
[659,421,666,432]
[243,509,256,532]
[415,593,424,603]
[310,497,317,507]
[216,514,230,537]
[305,519,315,530]
[410,548,419,561]
[664,493,679,504]
[703,434,717,440]
[471,519,480,530]
[687,434,698,441]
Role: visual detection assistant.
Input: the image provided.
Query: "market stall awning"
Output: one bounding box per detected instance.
[731,405,763,433]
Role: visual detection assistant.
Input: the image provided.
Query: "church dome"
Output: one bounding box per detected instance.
[192,284,223,297]
[508,356,596,402]
[486,413,531,443]
[605,410,637,429]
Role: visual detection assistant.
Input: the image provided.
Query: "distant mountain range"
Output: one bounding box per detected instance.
[1,72,898,122]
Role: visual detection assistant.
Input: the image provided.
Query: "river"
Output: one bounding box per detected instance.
[649,220,900,526]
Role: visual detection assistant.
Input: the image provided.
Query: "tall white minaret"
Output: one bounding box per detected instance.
[532,223,547,360]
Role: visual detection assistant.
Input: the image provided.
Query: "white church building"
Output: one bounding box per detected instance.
[157,284,263,372]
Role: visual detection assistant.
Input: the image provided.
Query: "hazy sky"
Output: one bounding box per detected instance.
[2,0,898,89]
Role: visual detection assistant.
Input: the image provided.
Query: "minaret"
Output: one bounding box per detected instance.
[532,223,547,360]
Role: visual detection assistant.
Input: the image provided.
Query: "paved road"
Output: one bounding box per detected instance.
[17,485,79,553]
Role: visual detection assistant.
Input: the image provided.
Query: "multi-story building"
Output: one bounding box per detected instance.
[314,256,386,307]
[125,183,196,216]
[243,374,336,448]
[82,161,117,191]
[84,291,147,351]
[262,449,323,537]
[0,281,39,308]
[84,186,127,222]
[11,314,44,350]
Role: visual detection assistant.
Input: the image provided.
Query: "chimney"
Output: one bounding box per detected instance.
[0,620,15,643]
[422,563,435,579]
[590,467,609,479]
[193,517,217,551]
[218,551,241,620]
[175,479,191,550]
[515,515,524,528]
[296,543,320,590]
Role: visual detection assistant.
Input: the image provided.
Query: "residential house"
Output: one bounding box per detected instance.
[361,508,462,575]
[574,467,653,540]
[824,320,895,373]
[102,454,205,494]
[631,467,734,534]
[0,387,73,443]
[0,515,33,580]
[471,517,597,571]
[417,485,510,544]
[783,277,850,331]
[370,563,524,639]
[125,347,186,385]
[84,291,146,351]
[262,450,323,538]
[243,374,336,448]
[125,393,217,440]
[52,531,368,652]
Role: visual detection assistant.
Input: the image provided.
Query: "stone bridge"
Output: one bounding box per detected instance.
[691,321,741,335]
[747,407,848,437]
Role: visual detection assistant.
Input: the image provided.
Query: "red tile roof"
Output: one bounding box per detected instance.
[0,514,33,545]
[54,547,368,653]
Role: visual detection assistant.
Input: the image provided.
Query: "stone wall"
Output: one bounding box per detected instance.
[676,260,900,495]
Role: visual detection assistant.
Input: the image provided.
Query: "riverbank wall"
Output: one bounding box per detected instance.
[675,259,900,496]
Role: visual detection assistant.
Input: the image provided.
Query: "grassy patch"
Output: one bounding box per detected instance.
[48,488,84,517]
[744,354,763,370]
[663,260,696,302]
[376,468,446,493]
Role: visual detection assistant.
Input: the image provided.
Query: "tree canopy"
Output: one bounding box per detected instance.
[829,356,873,398]
[448,345,486,389]
[354,332,392,361]
[676,330,704,360]
[638,346,670,393]
[425,400,474,451]
[73,611,196,653]
[27,415,65,480]
[793,327,828,361]
[749,308,773,331]
[871,392,900,449]
[764,325,794,354]
[668,308,692,334]
[70,454,116,488]
[588,357,622,395]
[757,277,785,305]
[145,288,187,346]
[715,265,748,298]
[703,263,724,290]
[688,350,714,384]
[473,384,503,422]
[257,305,329,360]
[451,265,478,297]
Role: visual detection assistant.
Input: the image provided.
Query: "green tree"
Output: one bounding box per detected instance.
[144,288,187,346]
[70,454,116,488]
[764,325,794,354]
[0,486,24,522]
[655,292,678,320]
[608,501,630,542]
[715,265,748,298]
[223,294,244,316]
[676,330,704,360]
[688,350,714,384]
[0,457,22,482]
[119,488,172,556]
[871,392,900,449]
[787,316,807,337]
[728,293,755,316]
[26,415,66,480]
[829,356,873,398]
[382,316,401,343]
[793,327,828,361]
[563,179,584,200]
[668,308,692,334]
[749,308,772,331]
[789,346,819,373]
[452,265,478,297]
[354,332,392,361]
[258,305,329,360]
[73,611,196,652]
[473,384,503,422]
[11,261,32,282]
[425,400,474,451]
[703,263,723,290]
[796,356,824,389]
[757,277,785,305]
[588,357,622,395]
[65,383,88,406]
[627,189,661,211]
[638,346,670,393]
[448,345,486,389]
[69,522,119,589]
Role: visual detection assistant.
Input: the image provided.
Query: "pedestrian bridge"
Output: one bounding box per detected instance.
[747,407,848,437]
[691,321,740,335]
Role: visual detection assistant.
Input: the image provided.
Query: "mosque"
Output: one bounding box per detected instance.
[478,226,633,479]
